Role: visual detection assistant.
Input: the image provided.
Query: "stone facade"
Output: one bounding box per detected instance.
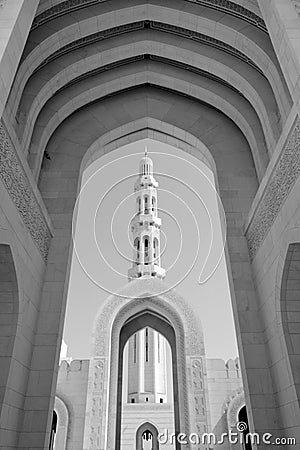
[1,0,300,448]
[54,355,243,449]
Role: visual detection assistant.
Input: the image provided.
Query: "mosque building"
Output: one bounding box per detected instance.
[54,151,244,450]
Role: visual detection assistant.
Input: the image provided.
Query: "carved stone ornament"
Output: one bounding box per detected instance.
[291,0,300,15]
[0,122,51,260]
[246,116,300,260]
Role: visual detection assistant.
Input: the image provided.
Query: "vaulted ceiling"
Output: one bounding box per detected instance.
[4,0,293,182]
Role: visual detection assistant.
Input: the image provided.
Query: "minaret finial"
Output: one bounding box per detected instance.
[145,145,148,157]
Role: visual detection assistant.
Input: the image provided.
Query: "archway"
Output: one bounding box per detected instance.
[49,411,57,450]
[40,101,260,447]
[136,422,159,450]
[53,396,69,450]
[0,243,19,437]
[280,241,300,401]
[117,311,178,449]
[85,278,207,449]
[238,406,252,450]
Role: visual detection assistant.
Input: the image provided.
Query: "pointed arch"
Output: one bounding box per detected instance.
[0,243,19,434]
[88,278,205,449]
[136,421,160,450]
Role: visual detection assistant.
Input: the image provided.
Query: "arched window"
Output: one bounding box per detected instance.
[144,195,149,214]
[137,197,141,213]
[144,236,149,263]
[152,196,156,212]
[153,238,158,262]
[134,334,137,363]
[145,328,149,362]
[238,405,252,450]
[49,411,57,450]
[136,422,159,450]
[134,238,140,263]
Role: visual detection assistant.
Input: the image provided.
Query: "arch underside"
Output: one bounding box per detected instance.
[0,244,18,427]
[3,0,293,188]
[118,311,179,450]
[280,243,300,406]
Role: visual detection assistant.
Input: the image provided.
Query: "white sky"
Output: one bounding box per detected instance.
[63,139,239,361]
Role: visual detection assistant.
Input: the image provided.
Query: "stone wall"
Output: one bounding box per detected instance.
[56,360,90,450]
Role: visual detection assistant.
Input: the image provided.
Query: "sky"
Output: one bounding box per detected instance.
[63,139,239,361]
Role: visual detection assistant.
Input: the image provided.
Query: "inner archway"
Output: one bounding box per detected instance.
[238,406,252,450]
[0,243,19,438]
[136,422,159,450]
[117,311,179,450]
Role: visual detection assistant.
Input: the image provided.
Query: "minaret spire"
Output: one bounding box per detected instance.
[128,149,165,280]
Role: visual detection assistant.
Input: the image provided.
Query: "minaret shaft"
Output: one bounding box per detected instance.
[127,328,167,404]
[128,150,165,280]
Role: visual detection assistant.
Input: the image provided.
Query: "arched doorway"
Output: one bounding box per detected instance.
[117,311,178,449]
[238,406,252,450]
[86,280,207,450]
[49,411,57,450]
[136,422,159,450]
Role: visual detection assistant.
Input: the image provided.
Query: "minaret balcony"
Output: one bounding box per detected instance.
[131,214,161,228]
[128,264,166,280]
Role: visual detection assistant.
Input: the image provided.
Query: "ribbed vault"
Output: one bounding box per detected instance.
[3,0,292,190]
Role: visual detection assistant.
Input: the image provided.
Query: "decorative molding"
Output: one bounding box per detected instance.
[246,116,300,260]
[32,0,266,33]
[92,281,204,357]
[0,0,7,9]
[88,358,105,450]
[222,388,244,429]
[191,358,209,433]
[88,278,205,447]
[291,0,300,16]
[0,122,51,260]
[32,20,263,78]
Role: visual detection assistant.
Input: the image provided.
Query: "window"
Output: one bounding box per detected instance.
[145,328,149,362]
[158,334,160,363]
[145,397,149,402]
[144,195,149,213]
[49,411,57,450]
[131,398,135,403]
[152,196,155,212]
[134,334,137,363]
[160,398,163,403]
[144,237,149,262]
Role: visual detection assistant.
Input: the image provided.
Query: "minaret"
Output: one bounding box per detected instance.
[128,147,166,280]
[127,148,168,405]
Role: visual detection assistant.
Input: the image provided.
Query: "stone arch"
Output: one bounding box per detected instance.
[0,240,20,434]
[21,42,276,156]
[86,277,206,450]
[53,396,69,450]
[28,73,267,182]
[80,119,216,180]
[37,94,259,442]
[275,227,300,428]
[10,2,290,130]
[222,388,245,430]
[136,421,159,450]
